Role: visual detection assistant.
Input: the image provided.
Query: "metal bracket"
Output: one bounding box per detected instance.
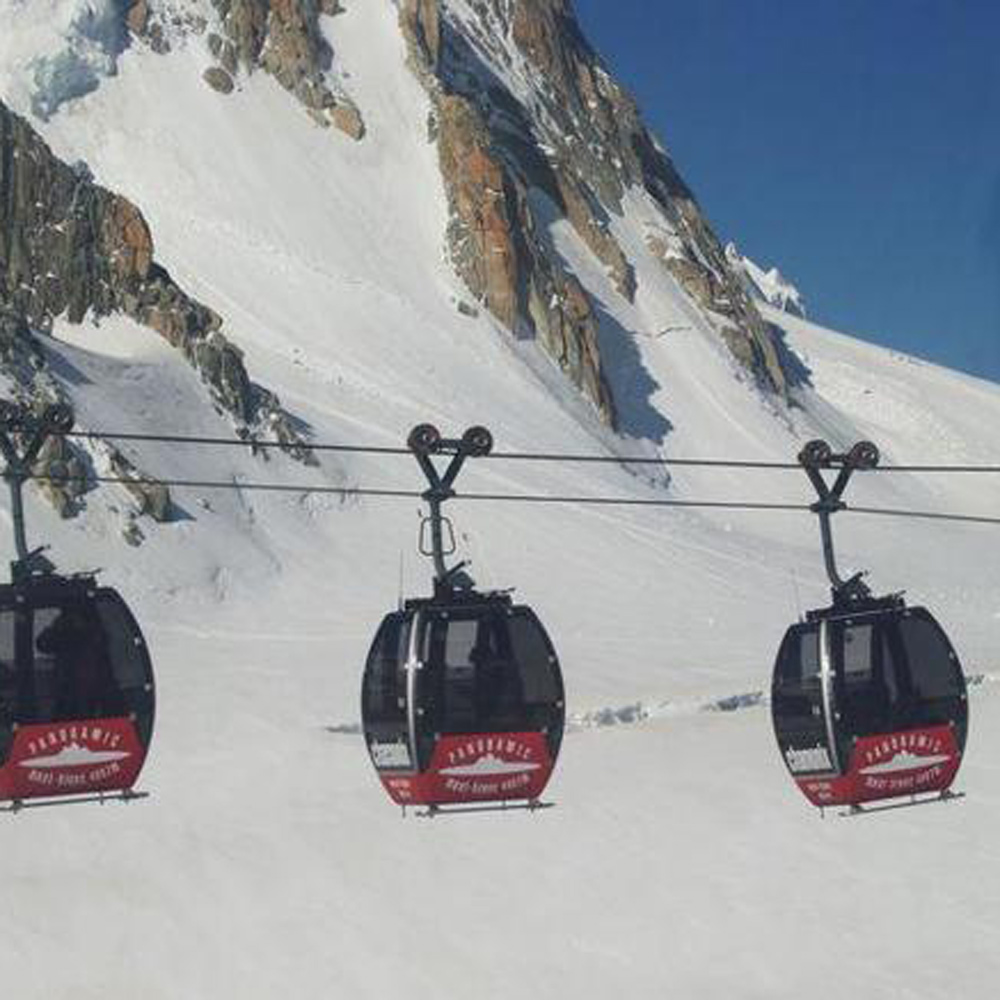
[407,423,493,594]
[798,439,879,606]
[0,401,74,583]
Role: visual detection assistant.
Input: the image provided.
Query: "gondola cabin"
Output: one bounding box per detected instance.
[0,576,155,806]
[362,592,564,810]
[772,598,967,810]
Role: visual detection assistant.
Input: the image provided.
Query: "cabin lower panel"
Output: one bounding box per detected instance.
[0,717,147,803]
[376,731,555,807]
[793,725,962,808]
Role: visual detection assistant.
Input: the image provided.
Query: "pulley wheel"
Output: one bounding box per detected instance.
[798,439,832,468]
[462,425,494,457]
[848,440,880,470]
[408,423,441,455]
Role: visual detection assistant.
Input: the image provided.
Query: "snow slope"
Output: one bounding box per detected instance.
[0,3,999,996]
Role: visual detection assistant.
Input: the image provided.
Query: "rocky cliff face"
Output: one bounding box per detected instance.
[203,0,365,139]
[401,0,617,424]
[400,0,789,414]
[37,1,367,140]
[0,98,310,518]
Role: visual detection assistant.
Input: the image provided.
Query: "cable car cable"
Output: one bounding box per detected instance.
[57,429,1000,475]
[21,471,1000,525]
[847,506,1000,526]
[64,429,412,457]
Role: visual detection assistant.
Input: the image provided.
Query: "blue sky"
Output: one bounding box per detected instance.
[573,0,1000,384]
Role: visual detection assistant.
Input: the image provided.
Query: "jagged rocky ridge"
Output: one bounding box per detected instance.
[400,0,790,425]
[28,1,366,139]
[0,98,311,520]
[197,0,365,139]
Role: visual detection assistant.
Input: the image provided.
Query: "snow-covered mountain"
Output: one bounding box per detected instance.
[726,241,807,317]
[1,2,999,997]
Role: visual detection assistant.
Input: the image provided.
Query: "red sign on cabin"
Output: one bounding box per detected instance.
[0,717,145,802]
[378,731,554,807]
[796,724,961,808]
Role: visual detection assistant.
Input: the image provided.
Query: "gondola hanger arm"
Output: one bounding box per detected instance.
[407,424,494,593]
[798,439,880,605]
[0,402,75,580]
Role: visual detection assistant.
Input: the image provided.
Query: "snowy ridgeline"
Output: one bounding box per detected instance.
[726,241,807,317]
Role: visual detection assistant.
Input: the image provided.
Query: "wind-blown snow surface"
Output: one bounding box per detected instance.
[1,4,999,996]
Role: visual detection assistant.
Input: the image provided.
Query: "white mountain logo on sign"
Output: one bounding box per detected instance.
[439,754,542,777]
[18,744,132,769]
[859,751,951,776]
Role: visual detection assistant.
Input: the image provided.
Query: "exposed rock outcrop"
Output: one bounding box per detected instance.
[0,310,81,516]
[401,0,791,403]
[401,0,616,425]
[126,0,151,37]
[208,0,365,140]
[108,448,172,522]
[33,433,89,518]
[0,99,313,472]
[0,308,166,521]
[203,66,235,94]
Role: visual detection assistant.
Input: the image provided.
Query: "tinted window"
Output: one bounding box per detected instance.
[832,620,888,749]
[508,610,564,753]
[898,616,962,701]
[771,625,832,772]
[443,619,477,668]
[94,595,154,742]
[832,612,967,746]
[362,614,409,730]
[95,597,152,691]
[892,613,967,739]
[842,623,874,678]
[509,611,561,705]
[775,626,820,687]
[419,609,563,740]
[0,610,15,763]
[32,602,127,723]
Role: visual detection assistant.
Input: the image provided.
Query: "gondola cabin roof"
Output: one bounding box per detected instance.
[804,593,906,623]
[402,588,517,614]
[0,573,105,608]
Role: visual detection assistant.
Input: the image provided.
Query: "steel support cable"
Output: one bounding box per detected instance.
[64,429,412,457]
[58,429,1000,474]
[847,506,1000,526]
[19,472,1000,525]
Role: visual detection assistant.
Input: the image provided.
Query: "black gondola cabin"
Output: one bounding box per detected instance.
[772,438,970,810]
[363,591,564,809]
[0,576,155,805]
[772,598,967,809]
